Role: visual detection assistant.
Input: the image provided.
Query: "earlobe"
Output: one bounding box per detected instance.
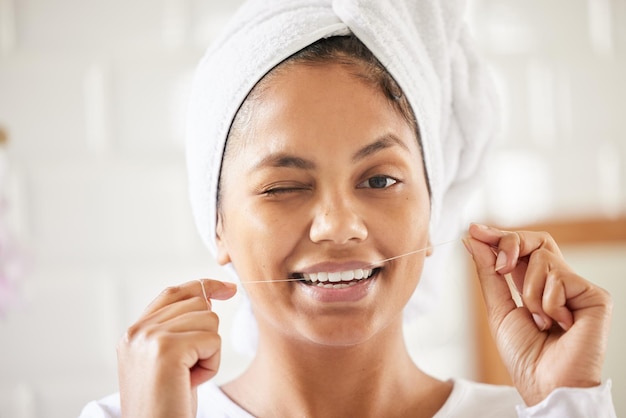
[216,213,232,265]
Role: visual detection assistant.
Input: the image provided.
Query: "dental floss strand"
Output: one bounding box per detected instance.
[198,279,211,310]
[370,237,460,265]
[241,237,462,284]
[504,273,524,307]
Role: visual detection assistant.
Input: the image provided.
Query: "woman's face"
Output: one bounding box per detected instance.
[217,62,431,348]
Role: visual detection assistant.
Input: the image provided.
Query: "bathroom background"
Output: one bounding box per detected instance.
[0,0,624,416]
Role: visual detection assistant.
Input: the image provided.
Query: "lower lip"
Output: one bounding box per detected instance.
[297,273,377,303]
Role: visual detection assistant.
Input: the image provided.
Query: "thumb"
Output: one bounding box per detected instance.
[200,279,238,301]
[464,237,518,328]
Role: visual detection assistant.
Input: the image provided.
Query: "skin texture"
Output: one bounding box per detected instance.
[116,62,613,417]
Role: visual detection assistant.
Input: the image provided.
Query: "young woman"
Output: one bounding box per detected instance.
[81,1,615,417]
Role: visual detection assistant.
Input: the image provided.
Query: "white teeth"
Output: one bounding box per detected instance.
[328,272,342,282]
[316,282,358,289]
[301,268,375,284]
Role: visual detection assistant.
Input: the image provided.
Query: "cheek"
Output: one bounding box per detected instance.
[371,194,430,243]
[222,202,306,279]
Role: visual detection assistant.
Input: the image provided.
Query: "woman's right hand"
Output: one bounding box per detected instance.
[117,279,237,418]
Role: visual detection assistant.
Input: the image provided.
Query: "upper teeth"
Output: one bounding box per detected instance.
[302,268,374,283]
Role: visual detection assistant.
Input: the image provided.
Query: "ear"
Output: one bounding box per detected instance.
[215,212,232,265]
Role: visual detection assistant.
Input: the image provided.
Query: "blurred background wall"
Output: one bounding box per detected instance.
[0,0,624,416]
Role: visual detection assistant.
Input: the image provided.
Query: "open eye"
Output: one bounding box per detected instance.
[357,175,398,189]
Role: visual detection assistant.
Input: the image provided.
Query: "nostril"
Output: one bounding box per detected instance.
[309,206,368,244]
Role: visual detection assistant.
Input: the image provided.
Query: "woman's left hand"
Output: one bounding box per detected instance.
[464,223,613,406]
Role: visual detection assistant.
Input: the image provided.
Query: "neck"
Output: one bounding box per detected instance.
[222,318,450,418]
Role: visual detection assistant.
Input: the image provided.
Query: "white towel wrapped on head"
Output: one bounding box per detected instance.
[186,0,499,355]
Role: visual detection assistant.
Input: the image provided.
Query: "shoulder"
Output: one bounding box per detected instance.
[434,378,523,418]
[197,381,255,418]
[79,383,254,418]
[79,393,120,418]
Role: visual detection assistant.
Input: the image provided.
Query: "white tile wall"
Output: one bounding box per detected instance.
[0,53,92,157]
[0,1,624,417]
[470,0,626,226]
[14,0,164,52]
[110,53,197,154]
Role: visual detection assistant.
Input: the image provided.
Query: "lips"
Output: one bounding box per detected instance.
[296,268,379,288]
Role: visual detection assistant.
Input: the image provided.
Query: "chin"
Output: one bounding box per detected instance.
[293,313,394,349]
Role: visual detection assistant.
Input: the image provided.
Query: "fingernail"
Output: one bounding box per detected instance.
[212,281,238,298]
[462,237,474,255]
[532,313,546,331]
[558,321,570,331]
[495,251,507,271]
[222,282,238,294]
[472,222,489,230]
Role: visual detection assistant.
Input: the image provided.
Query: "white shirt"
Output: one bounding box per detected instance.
[79,379,615,417]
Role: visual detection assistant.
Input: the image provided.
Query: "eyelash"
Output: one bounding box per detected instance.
[262,184,309,196]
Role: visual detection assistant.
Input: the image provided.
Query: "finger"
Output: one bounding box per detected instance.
[518,247,552,330]
[468,223,504,246]
[469,224,559,256]
[145,330,223,388]
[543,270,610,331]
[521,247,602,331]
[468,224,519,273]
[123,307,222,353]
[469,224,562,274]
[465,236,518,329]
[158,310,220,334]
[164,331,223,388]
[190,332,222,387]
[542,270,574,331]
[143,279,237,316]
[141,296,211,326]
[494,233,521,273]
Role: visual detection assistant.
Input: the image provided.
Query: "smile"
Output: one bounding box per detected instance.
[298,268,379,288]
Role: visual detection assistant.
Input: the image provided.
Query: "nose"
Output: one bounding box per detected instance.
[309,192,368,245]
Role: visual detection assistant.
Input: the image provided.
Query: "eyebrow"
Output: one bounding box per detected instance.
[351,133,409,162]
[250,133,409,172]
[249,153,316,174]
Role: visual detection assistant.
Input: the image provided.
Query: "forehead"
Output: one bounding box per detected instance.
[238,63,418,152]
